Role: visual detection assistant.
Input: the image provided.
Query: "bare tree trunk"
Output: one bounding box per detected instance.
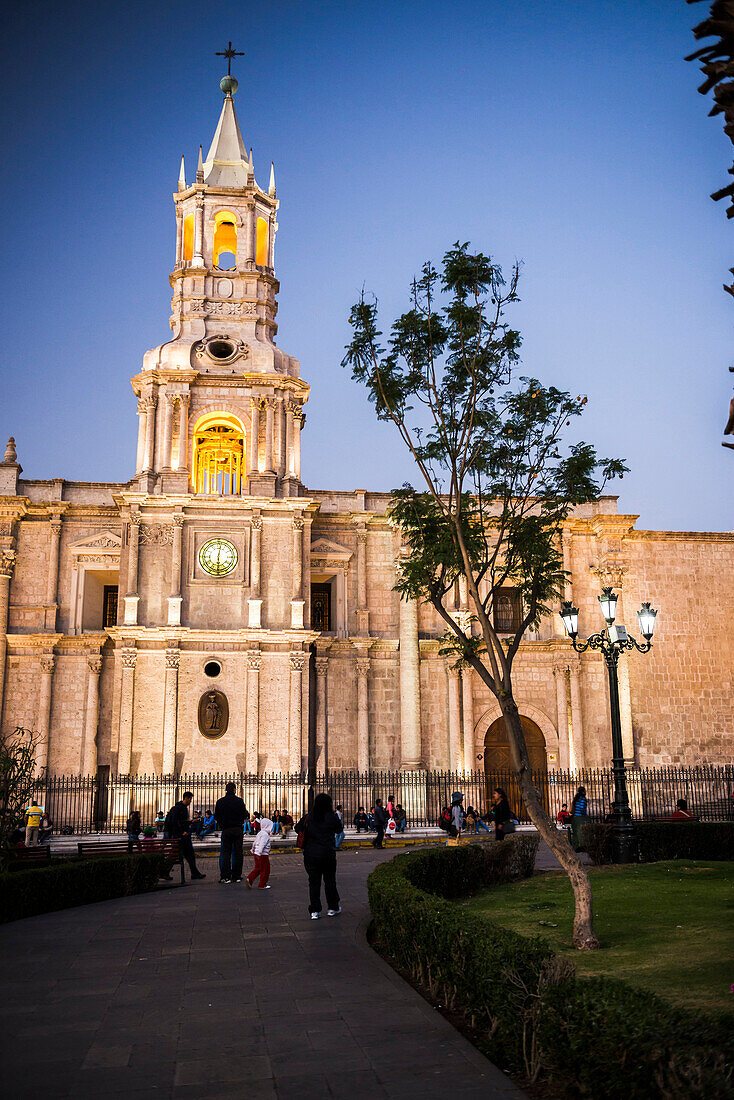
[500,696,599,950]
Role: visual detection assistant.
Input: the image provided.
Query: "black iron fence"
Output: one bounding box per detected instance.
[28,765,734,834]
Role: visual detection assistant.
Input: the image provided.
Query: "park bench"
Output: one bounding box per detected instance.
[3,844,52,871]
[76,838,185,884]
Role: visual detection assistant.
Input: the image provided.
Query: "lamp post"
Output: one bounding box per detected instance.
[560,588,658,864]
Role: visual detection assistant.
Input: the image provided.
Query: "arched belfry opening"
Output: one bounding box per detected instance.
[191,413,245,495]
[213,210,237,269]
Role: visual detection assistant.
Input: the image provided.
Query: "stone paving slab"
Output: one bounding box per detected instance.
[0,846,525,1099]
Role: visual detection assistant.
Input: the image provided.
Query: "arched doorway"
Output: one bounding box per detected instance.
[483,715,548,820]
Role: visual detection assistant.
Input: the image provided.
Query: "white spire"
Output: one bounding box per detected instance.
[178,155,186,191]
[196,145,204,184]
[269,162,276,197]
[203,91,250,188]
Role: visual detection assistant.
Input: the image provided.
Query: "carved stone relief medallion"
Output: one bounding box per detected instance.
[217,278,233,298]
[198,689,229,739]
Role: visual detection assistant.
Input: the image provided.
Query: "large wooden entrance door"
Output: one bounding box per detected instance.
[483,716,548,820]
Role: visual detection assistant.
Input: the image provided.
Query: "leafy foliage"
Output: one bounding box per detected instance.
[0,727,43,847]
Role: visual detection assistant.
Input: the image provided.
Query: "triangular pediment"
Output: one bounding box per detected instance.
[310,537,352,561]
[69,530,122,552]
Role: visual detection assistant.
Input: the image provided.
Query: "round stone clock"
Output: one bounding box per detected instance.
[198,537,238,577]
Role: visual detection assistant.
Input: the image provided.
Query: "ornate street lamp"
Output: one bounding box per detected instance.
[560,588,658,863]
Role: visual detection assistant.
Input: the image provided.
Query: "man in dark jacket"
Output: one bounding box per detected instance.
[166,792,206,879]
[372,799,388,849]
[214,782,247,883]
[353,807,370,833]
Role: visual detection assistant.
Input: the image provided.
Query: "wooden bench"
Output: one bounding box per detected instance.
[3,844,52,871]
[76,838,185,884]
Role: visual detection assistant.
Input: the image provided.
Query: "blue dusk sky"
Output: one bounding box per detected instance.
[0,0,731,531]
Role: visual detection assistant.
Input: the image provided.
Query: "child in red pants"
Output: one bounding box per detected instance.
[247,816,272,889]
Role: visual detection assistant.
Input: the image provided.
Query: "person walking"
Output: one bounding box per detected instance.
[450,792,465,838]
[570,785,588,850]
[295,793,342,919]
[165,792,206,880]
[372,798,388,849]
[334,804,345,849]
[24,799,44,847]
[215,781,247,883]
[247,815,273,889]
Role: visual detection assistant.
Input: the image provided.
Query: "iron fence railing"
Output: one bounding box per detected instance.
[25,765,734,834]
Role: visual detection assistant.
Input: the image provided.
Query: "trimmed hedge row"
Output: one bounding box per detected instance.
[0,853,167,924]
[579,820,734,865]
[367,840,734,1098]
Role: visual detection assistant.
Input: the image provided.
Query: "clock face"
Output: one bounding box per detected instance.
[199,538,238,577]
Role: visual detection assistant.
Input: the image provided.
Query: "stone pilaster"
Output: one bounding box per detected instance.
[44,516,63,631]
[568,659,584,769]
[264,396,276,474]
[143,393,157,472]
[446,662,462,771]
[124,512,140,626]
[248,513,262,628]
[117,646,137,775]
[81,654,102,775]
[249,396,261,476]
[193,193,205,266]
[356,653,371,772]
[553,663,570,769]
[354,523,369,635]
[162,646,180,775]
[135,399,147,474]
[288,651,306,774]
[167,514,184,627]
[291,514,305,628]
[461,666,475,773]
[36,653,55,771]
[246,651,261,773]
[178,393,190,472]
[315,654,329,774]
[0,549,16,730]
[161,391,176,470]
[292,405,303,480]
[398,591,422,769]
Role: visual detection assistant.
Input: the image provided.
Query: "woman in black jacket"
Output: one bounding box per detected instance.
[295,793,342,920]
[490,787,515,841]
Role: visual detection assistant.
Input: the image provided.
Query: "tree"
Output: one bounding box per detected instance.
[343,244,628,949]
[0,727,43,847]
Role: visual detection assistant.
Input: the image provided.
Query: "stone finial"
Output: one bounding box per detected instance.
[196,144,204,184]
[269,161,276,197]
[178,154,186,191]
[3,437,17,463]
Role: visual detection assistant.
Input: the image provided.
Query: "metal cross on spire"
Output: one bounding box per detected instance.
[216,41,244,76]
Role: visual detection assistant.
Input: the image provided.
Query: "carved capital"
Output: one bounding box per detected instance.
[179,392,190,409]
[356,657,371,677]
[553,662,570,678]
[165,390,178,407]
[165,648,181,670]
[129,511,141,528]
[292,514,305,531]
[173,513,185,528]
[0,549,17,578]
[354,526,367,545]
[137,399,147,415]
[87,656,103,675]
[39,655,55,675]
[444,660,460,678]
[264,396,277,410]
[120,647,138,669]
[49,518,63,538]
[315,657,329,677]
[250,514,262,532]
[289,651,307,673]
[144,394,158,410]
[247,651,262,672]
[292,405,304,422]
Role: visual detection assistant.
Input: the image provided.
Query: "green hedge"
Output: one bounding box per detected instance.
[368,840,734,1098]
[0,853,167,924]
[579,820,734,865]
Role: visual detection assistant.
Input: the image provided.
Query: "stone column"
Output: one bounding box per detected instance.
[291,514,304,628]
[81,654,102,775]
[398,593,422,768]
[446,663,462,771]
[248,514,262,628]
[124,512,140,626]
[117,646,137,775]
[168,514,184,626]
[568,660,584,770]
[356,654,371,772]
[193,194,205,265]
[315,654,329,773]
[247,201,256,261]
[461,667,475,773]
[178,393,190,472]
[0,550,16,728]
[355,524,369,635]
[45,516,62,630]
[285,401,296,477]
[292,406,303,480]
[268,214,276,268]
[161,392,176,470]
[36,654,55,771]
[143,393,157,472]
[249,397,261,475]
[554,663,570,769]
[246,651,261,773]
[135,399,147,474]
[162,646,180,775]
[175,211,183,266]
[275,395,285,477]
[264,397,276,473]
[288,651,306,774]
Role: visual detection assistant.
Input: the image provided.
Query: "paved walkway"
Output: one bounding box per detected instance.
[0,847,524,1099]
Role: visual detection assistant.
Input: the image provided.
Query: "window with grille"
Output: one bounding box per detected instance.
[103,585,118,628]
[311,582,332,632]
[493,588,522,633]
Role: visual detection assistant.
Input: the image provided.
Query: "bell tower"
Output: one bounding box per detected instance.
[131,60,308,499]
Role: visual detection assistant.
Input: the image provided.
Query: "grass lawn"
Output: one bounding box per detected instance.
[460,860,734,1015]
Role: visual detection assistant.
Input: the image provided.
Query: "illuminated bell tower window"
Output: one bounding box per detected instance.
[213,210,237,269]
[192,413,245,495]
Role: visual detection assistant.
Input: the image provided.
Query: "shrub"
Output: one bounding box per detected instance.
[0,853,167,923]
[368,840,734,1097]
[580,820,734,865]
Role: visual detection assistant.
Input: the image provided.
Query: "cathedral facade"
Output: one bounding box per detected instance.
[0,78,732,778]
